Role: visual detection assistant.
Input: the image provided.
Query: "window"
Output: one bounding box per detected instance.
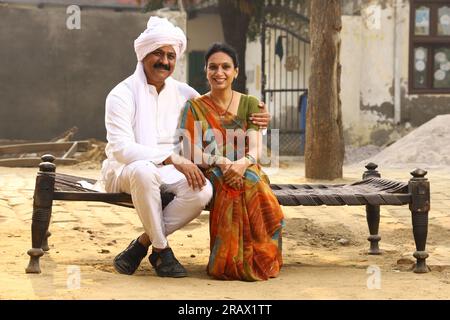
[410,0,450,93]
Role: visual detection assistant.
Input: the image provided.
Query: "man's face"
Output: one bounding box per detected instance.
[142,45,177,86]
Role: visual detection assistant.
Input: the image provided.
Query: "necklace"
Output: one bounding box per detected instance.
[210,91,234,119]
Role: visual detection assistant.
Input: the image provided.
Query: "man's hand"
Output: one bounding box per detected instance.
[167,154,206,190]
[249,101,271,129]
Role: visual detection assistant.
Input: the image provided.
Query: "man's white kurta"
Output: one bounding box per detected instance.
[101,63,199,192]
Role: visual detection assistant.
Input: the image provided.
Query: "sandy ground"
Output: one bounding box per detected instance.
[1,158,450,300]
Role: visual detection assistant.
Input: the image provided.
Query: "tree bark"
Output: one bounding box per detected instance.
[305,0,344,180]
[218,0,250,93]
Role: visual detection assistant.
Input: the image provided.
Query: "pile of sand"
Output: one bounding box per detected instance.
[361,114,450,168]
[344,144,382,164]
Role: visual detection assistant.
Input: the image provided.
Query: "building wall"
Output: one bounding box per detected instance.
[341,15,363,139]
[186,13,224,52]
[246,38,262,99]
[185,12,224,94]
[0,5,186,141]
[341,0,450,146]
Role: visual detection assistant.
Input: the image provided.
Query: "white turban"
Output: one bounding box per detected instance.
[134,16,187,62]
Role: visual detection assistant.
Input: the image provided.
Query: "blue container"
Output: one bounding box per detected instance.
[299,92,308,155]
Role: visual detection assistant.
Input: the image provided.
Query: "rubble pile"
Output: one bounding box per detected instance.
[361,114,450,168]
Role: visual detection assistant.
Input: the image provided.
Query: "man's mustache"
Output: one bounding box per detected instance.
[153,63,171,71]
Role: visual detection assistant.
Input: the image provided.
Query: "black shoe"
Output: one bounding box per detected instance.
[149,247,188,278]
[113,238,148,275]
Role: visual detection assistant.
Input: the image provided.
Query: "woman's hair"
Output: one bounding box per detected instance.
[204,42,239,68]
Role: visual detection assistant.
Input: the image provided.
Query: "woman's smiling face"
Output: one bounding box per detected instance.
[206,51,238,90]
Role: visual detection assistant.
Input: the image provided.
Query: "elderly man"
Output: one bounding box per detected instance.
[104,16,270,278]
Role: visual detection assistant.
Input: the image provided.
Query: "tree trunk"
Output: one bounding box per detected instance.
[218,0,250,93]
[305,0,344,180]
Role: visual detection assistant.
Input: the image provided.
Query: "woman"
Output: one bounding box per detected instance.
[179,43,284,281]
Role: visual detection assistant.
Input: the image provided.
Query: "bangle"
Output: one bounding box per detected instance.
[245,154,257,165]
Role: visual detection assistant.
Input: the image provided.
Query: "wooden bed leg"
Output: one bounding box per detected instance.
[26,155,56,274]
[363,163,381,255]
[409,169,430,273]
[41,231,51,252]
[41,155,55,252]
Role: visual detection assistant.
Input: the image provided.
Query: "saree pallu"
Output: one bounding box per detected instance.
[179,95,284,281]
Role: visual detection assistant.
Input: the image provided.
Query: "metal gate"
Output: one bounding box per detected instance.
[261,2,310,155]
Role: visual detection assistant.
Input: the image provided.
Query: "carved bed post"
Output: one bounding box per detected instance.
[40,155,55,252]
[363,163,381,255]
[26,155,56,274]
[409,169,430,273]
[41,230,52,252]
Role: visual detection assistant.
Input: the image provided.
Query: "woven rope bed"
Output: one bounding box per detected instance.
[25,155,431,274]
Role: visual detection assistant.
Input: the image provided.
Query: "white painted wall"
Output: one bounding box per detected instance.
[340,1,404,146]
[400,1,411,85]
[341,6,398,146]
[359,3,395,109]
[340,1,400,145]
[245,39,262,99]
[341,15,363,135]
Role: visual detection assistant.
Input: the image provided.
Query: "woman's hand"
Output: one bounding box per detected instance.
[223,161,249,190]
[226,176,244,190]
[214,157,243,190]
[216,156,233,174]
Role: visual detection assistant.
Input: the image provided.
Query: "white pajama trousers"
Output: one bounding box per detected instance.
[118,160,213,249]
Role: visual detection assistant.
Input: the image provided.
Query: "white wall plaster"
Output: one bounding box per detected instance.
[341,15,363,130]
[359,3,395,107]
[246,39,262,99]
[341,1,398,145]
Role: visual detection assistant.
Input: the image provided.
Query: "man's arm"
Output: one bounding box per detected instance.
[179,81,271,129]
[249,101,271,130]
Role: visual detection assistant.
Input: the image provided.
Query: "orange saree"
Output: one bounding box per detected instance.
[179,94,284,281]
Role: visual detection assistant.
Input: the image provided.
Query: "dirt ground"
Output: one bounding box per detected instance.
[1,158,449,300]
